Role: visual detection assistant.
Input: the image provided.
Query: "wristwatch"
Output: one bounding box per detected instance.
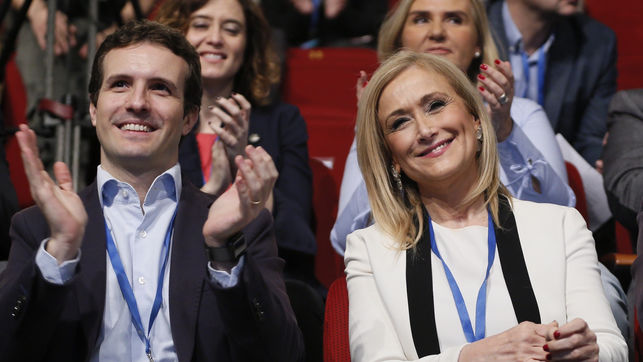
[205,232,247,263]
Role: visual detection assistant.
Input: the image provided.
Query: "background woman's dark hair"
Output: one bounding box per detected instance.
[157,0,281,106]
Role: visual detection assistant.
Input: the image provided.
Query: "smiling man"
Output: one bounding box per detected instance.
[0,20,303,362]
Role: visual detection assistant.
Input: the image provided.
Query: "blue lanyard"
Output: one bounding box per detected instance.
[104,207,177,361]
[428,211,496,343]
[521,47,547,106]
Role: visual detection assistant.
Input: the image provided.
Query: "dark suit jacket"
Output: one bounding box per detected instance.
[0,180,304,361]
[635,200,643,327]
[180,101,316,256]
[603,89,643,236]
[487,0,618,165]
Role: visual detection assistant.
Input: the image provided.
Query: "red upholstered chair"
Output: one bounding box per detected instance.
[282,47,379,194]
[3,55,32,208]
[310,158,345,288]
[564,161,589,222]
[323,276,350,362]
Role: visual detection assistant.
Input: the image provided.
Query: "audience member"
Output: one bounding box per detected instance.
[633,199,643,329]
[0,20,303,361]
[345,50,627,361]
[157,0,319,288]
[332,0,573,256]
[486,0,617,166]
[603,89,643,239]
[260,0,388,48]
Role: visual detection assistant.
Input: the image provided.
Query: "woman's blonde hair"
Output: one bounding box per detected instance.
[156,0,280,106]
[377,0,499,81]
[356,51,509,249]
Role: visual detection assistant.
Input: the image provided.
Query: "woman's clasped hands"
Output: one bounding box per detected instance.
[459,318,598,361]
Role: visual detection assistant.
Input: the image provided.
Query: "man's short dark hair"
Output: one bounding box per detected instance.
[88,20,202,116]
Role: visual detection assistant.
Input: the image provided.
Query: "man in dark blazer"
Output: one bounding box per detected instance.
[603,89,643,237]
[487,0,617,166]
[0,20,303,362]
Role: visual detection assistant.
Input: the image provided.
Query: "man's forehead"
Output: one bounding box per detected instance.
[102,42,188,83]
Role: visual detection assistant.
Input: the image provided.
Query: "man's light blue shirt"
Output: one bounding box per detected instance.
[36,164,244,361]
[502,0,554,105]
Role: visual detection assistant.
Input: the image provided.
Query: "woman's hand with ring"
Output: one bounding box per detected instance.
[477,59,515,142]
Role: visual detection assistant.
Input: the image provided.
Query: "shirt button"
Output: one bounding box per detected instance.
[138,276,146,285]
[139,230,147,238]
[121,190,128,198]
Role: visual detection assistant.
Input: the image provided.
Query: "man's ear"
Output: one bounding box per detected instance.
[182,108,199,135]
[89,102,97,127]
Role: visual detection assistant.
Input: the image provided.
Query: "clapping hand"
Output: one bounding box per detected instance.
[15,124,87,264]
[202,145,278,248]
[205,93,251,176]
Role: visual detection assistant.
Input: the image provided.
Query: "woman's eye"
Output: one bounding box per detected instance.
[426,100,447,112]
[391,117,410,130]
[223,25,241,35]
[190,21,209,30]
[412,15,429,25]
[446,16,463,24]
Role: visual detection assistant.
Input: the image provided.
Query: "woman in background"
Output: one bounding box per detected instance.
[346,50,626,361]
[158,0,318,285]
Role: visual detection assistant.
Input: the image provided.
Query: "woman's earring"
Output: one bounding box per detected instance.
[474,50,481,58]
[475,127,483,141]
[391,165,403,192]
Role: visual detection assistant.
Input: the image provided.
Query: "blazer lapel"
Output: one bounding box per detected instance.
[75,183,108,359]
[406,209,440,357]
[169,182,212,361]
[495,197,541,324]
[544,21,577,131]
[407,198,540,358]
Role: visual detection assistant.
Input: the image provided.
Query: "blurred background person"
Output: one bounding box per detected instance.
[345,50,626,361]
[486,0,617,168]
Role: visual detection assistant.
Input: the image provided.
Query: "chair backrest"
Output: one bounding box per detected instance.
[310,158,344,288]
[323,276,350,362]
[585,0,643,89]
[565,161,589,223]
[282,47,379,194]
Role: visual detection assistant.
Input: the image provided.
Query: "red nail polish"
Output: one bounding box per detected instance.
[477,74,486,80]
[543,344,549,352]
[478,86,485,92]
[554,331,560,339]
[480,64,488,70]
[494,59,501,65]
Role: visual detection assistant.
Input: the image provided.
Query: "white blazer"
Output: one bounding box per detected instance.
[345,198,627,361]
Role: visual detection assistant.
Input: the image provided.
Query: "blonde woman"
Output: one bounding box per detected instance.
[345,50,626,361]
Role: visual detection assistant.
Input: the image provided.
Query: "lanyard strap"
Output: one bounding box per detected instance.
[521,46,547,106]
[428,211,496,343]
[104,207,177,360]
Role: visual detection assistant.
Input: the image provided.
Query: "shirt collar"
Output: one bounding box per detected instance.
[501,0,555,56]
[97,164,182,208]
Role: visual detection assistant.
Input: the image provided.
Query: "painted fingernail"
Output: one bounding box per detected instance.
[477,74,486,80]
[543,344,549,352]
[494,59,501,65]
[480,64,488,70]
[478,86,485,92]
[220,122,225,128]
[554,331,560,339]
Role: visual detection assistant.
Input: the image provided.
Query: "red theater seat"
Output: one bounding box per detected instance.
[282,47,379,193]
